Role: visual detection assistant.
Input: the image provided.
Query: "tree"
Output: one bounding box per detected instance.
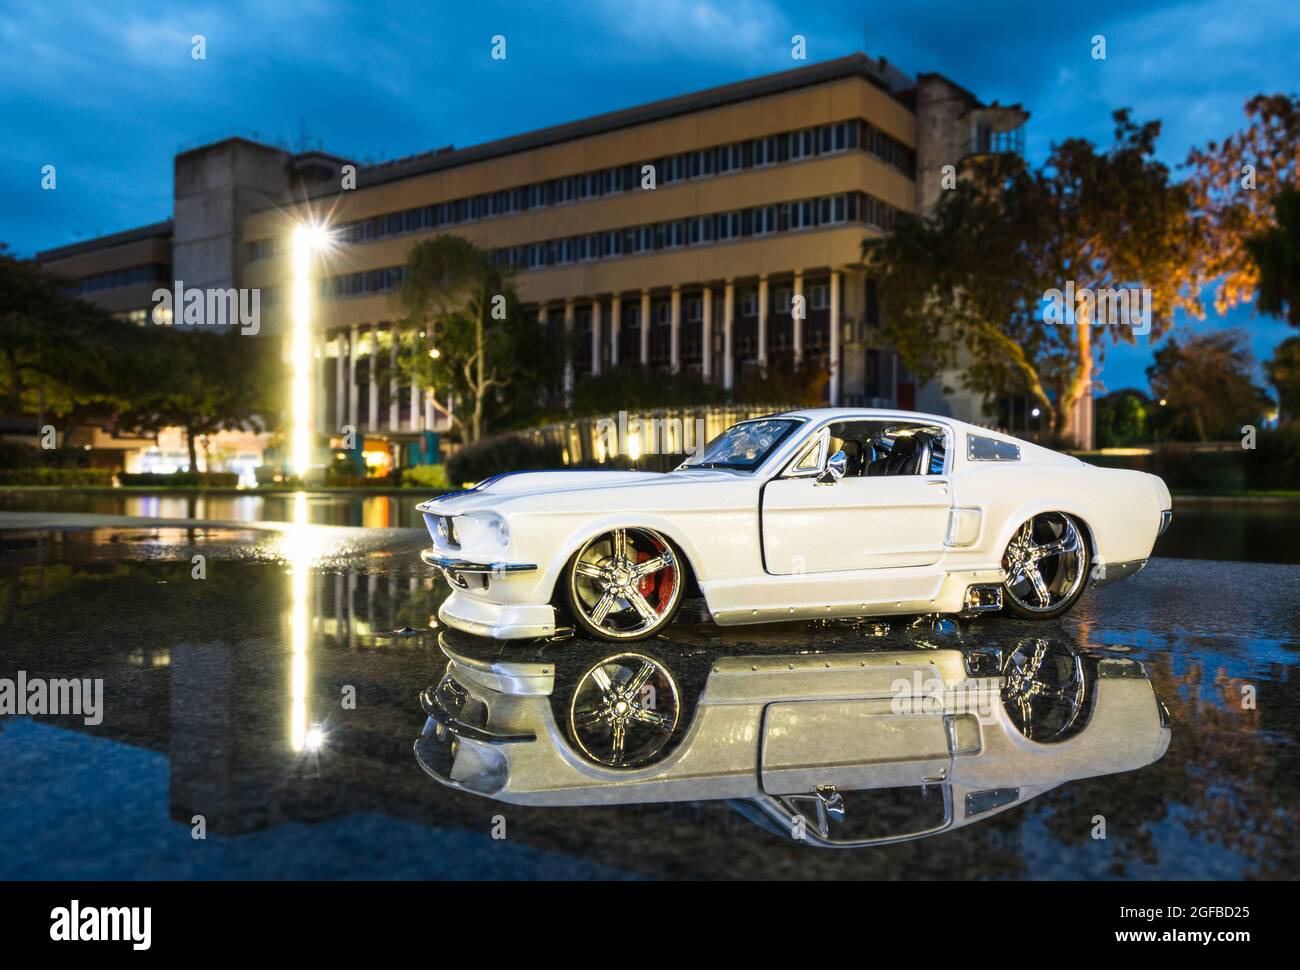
[1095,389,1150,447]
[1266,335,1300,423]
[1186,94,1300,317]
[119,328,278,471]
[0,244,153,423]
[737,358,830,407]
[1246,187,1300,326]
[570,364,726,415]
[1145,329,1271,441]
[392,236,562,444]
[863,112,1200,441]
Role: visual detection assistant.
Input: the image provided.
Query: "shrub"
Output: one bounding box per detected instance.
[0,467,114,486]
[401,464,452,490]
[0,442,40,469]
[446,434,565,486]
[1080,449,1248,491]
[118,471,240,488]
[1245,423,1300,490]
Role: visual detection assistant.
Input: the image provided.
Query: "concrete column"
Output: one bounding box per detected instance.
[701,286,713,381]
[591,299,602,376]
[409,381,420,432]
[669,286,681,373]
[639,290,650,365]
[348,324,359,432]
[563,299,575,396]
[388,328,399,431]
[792,271,804,365]
[723,280,735,391]
[347,571,357,650]
[757,275,769,368]
[610,295,621,367]
[334,331,346,433]
[334,573,344,646]
[367,328,379,433]
[829,271,841,406]
[424,389,434,432]
[317,338,329,433]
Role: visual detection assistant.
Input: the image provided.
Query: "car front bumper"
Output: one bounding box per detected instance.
[421,547,559,639]
[420,547,538,586]
[436,592,559,640]
[414,682,531,798]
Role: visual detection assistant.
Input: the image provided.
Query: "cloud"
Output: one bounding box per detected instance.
[579,0,789,62]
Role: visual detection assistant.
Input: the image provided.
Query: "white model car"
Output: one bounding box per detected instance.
[417,408,1172,642]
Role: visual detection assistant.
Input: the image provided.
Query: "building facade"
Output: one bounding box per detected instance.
[37,53,1057,475]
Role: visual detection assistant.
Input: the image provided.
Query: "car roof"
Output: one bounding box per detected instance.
[774,407,971,431]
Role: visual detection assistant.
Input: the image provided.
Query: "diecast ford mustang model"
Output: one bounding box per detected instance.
[417,408,1172,642]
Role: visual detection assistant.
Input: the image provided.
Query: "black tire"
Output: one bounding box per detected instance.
[564,651,686,768]
[1000,512,1091,620]
[562,527,685,642]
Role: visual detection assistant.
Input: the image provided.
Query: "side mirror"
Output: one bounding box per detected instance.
[816,449,848,486]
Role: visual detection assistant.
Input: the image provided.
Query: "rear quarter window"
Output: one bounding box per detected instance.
[967,434,1021,462]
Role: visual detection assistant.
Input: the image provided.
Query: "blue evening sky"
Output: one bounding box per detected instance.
[2,0,1296,392]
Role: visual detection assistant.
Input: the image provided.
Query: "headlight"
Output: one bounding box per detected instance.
[435,517,450,543]
[458,512,509,548]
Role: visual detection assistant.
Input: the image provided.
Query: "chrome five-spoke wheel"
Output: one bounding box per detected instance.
[1001,512,1090,619]
[564,528,684,641]
[1001,639,1088,742]
[568,653,682,767]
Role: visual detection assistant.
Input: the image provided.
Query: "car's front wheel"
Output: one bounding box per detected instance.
[563,527,684,641]
[567,652,683,767]
[1000,512,1090,619]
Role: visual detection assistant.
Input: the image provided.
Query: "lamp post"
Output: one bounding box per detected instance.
[290,222,331,478]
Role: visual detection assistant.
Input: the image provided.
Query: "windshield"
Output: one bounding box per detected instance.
[681,418,800,471]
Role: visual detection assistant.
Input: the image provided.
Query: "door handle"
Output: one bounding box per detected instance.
[925,480,949,487]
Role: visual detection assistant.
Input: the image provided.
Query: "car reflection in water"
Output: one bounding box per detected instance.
[416,626,1171,848]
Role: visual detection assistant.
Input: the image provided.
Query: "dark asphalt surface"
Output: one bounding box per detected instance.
[0,520,1296,879]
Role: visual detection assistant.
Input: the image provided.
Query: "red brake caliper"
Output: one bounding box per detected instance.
[636,550,655,599]
[636,545,673,611]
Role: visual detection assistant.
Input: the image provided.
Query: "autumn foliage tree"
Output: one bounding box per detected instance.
[1246,187,1300,327]
[863,112,1201,442]
[1186,93,1300,317]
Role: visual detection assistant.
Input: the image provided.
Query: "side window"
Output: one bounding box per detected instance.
[787,434,825,475]
[967,434,1020,462]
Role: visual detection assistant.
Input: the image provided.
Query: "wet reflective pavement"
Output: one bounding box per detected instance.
[1,523,1297,878]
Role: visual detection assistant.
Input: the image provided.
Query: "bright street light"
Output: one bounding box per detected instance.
[290,221,332,478]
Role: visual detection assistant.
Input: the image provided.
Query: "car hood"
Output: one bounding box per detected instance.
[417,468,744,514]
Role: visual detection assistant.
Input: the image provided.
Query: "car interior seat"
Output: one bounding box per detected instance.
[838,439,867,477]
[866,434,920,476]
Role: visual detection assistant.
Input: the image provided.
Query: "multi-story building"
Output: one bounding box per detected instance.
[36,53,1049,475]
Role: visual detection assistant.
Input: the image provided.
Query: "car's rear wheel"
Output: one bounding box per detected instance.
[563,527,684,641]
[1001,638,1089,741]
[1000,512,1090,619]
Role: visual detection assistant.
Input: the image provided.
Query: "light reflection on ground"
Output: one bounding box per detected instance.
[0,523,1296,879]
